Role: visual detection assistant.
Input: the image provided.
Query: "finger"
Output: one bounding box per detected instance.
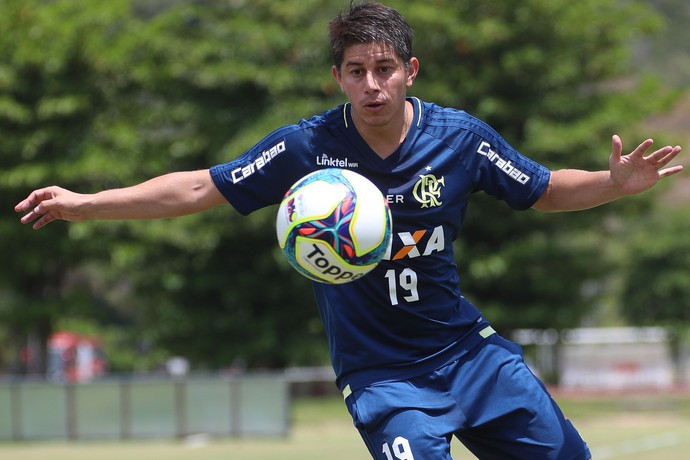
[18,206,46,225]
[629,138,655,158]
[19,208,48,224]
[19,201,62,228]
[658,164,684,179]
[647,145,682,165]
[14,196,37,212]
[610,134,623,162]
[19,211,37,225]
[14,200,27,212]
[14,188,56,212]
[32,213,57,230]
[18,196,55,225]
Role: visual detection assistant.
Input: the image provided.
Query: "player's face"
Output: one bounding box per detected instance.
[332,43,418,132]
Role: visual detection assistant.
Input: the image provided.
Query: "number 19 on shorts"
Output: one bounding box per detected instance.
[383,436,415,460]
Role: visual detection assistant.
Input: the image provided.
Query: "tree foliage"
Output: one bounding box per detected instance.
[0,0,680,373]
[620,210,690,325]
[617,0,690,329]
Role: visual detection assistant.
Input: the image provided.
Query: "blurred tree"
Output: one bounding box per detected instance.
[0,0,677,373]
[0,0,338,372]
[0,0,127,373]
[639,0,690,86]
[620,210,690,325]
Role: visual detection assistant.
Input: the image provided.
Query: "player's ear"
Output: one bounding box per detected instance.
[332,65,345,92]
[406,57,419,88]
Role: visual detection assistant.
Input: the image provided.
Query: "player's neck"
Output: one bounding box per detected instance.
[354,101,412,160]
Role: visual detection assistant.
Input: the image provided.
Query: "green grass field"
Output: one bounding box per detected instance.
[1,391,690,459]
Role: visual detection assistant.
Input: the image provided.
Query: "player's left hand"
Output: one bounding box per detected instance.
[610,135,683,195]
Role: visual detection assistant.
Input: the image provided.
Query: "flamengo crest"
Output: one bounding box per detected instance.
[413,173,445,208]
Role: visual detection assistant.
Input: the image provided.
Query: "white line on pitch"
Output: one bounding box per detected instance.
[594,432,681,459]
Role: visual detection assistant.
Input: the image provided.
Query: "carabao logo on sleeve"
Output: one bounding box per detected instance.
[231,141,286,183]
[476,141,531,184]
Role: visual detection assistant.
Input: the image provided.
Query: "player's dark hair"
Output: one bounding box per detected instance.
[329,1,414,73]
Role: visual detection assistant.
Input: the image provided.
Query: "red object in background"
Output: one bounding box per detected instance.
[48,331,107,382]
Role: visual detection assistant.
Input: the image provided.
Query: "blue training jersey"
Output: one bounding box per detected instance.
[210,98,550,392]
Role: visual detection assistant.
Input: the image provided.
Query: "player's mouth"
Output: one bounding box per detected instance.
[364,101,386,112]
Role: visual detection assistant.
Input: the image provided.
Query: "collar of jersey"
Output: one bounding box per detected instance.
[341,97,423,131]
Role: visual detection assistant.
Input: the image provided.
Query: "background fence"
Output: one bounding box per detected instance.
[0,373,289,441]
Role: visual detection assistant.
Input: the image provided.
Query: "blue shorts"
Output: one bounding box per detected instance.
[344,334,591,460]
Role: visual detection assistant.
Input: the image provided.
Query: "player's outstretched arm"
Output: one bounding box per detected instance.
[15,169,226,230]
[532,135,683,212]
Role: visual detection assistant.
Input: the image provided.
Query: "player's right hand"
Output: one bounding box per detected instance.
[15,186,88,229]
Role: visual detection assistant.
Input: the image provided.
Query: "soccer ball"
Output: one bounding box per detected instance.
[276,168,392,284]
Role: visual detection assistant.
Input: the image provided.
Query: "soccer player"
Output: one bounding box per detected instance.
[15,2,682,459]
